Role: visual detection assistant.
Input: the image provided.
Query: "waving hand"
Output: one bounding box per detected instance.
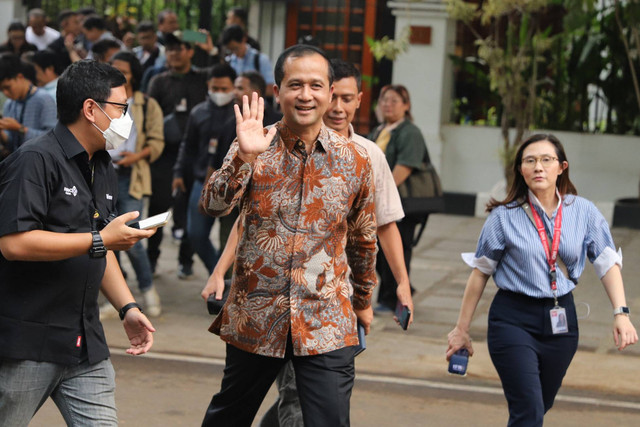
[235,92,277,163]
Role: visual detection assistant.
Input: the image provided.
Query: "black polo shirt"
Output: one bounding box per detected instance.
[0,123,117,365]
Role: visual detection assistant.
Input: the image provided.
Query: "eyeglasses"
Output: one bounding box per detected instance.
[95,100,128,117]
[521,156,559,168]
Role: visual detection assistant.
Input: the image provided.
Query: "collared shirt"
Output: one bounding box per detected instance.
[347,124,404,226]
[0,123,118,365]
[173,98,235,182]
[227,46,275,85]
[2,87,57,153]
[463,191,623,298]
[202,122,378,357]
[147,67,208,117]
[42,78,58,103]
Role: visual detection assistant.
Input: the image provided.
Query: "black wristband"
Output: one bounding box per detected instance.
[119,302,143,320]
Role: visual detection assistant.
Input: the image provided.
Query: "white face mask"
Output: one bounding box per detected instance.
[209,90,234,107]
[92,103,133,151]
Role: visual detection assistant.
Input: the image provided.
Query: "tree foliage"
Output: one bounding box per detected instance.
[446,0,554,182]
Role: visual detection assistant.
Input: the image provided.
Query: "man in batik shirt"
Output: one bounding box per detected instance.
[200,44,377,427]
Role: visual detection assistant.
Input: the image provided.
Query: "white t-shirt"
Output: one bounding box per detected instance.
[26,26,60,50]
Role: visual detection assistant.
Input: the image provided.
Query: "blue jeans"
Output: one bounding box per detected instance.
[116,174,153,292]
[0,358,117,426]
[187,180,218,273]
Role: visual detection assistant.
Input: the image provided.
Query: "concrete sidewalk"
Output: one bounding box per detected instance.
[102,213,640,399]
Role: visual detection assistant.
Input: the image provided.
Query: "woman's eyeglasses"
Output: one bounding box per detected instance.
[521,156,559,168]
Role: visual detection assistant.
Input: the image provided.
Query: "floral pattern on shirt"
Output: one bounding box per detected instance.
[202,122,377,357]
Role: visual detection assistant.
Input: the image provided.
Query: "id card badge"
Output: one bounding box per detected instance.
[208,138,218,155]
[550,306,569,334]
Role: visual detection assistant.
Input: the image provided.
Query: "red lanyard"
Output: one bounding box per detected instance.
[528,196,563,296]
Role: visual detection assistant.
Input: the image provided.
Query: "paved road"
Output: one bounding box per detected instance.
[29,214,640,425]
[32,351,640,426]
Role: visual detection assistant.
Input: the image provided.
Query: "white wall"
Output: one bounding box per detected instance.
[0,1,26,44]
[389,1,456,173]
[441,124,640,220]
[250,1,287,63]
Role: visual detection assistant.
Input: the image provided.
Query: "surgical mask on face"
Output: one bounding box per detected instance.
[209,90,235,107]
[92,103,133,150]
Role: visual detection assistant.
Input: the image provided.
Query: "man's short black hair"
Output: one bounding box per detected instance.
[91,39,121,62]
[164,32,192,50]
[57,60,126,125]
[229,7,248,26]
[208,63,237,82]
[136,20,155,33]
[240,71,266,97]
[31,49,65,76]
[221,25,245,46]
[7,20,26,33]
[330,59,361,90]
[0,54,35,84]
[57,9,78,26]
[274,44,333,88]
[83,15,106,31]
[111,51,143,92]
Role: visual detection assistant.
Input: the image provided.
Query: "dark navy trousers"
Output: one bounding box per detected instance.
[488,289,579,427]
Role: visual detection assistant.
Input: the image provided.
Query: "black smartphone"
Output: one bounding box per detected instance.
[448,348,469,376]
[206,279,231,315]
[395,302,411,330]
[354,323,366,356]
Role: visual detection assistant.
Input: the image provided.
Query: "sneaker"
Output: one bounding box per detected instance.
[143,286,162,317]
[177,264,194,280]
[99,302,118,320]
[172,228,184,243]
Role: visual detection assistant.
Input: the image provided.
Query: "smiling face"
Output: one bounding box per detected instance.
[519,140,568,196]
[323,76,361,138]
[274,53,332,137]
[379,88,410,124]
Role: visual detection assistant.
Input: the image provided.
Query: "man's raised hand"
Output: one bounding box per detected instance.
[235,92,277,163]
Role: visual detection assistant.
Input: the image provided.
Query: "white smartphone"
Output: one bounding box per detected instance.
[130,211,172,230]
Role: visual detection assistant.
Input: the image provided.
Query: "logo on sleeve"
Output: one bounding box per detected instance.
[106,194,113,200]
[64,186,78,197]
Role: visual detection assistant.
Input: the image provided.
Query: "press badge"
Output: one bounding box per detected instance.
[550,306,569,334]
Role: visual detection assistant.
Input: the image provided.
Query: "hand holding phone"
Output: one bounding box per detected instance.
[448,348,469,376]
[395,302,411,330]
[129,211,172,230]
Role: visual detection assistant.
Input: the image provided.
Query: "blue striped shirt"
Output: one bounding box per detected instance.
[463,191,622,298]
[2,88,57,153]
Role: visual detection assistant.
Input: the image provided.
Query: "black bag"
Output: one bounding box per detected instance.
[397,163,445,216]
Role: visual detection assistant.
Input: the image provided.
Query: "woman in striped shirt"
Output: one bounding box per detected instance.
[446,134,637,426]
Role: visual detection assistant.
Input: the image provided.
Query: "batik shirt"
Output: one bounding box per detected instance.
[202,122,378,357]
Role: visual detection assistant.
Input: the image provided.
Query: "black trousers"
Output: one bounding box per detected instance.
[376,214,425,309]
[488,289,579,427]
[202,339,356,427]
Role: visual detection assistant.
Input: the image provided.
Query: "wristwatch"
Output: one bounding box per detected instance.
[119,302,143,320]
[613,306,630,317]
[88,230,107,258]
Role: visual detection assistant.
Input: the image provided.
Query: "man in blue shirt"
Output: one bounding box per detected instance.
[222,25,274,98]
[0,54,56,158]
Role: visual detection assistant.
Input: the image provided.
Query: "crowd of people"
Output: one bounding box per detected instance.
[0,6,637,427]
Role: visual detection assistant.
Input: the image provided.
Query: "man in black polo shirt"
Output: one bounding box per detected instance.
[0,60,156,425]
